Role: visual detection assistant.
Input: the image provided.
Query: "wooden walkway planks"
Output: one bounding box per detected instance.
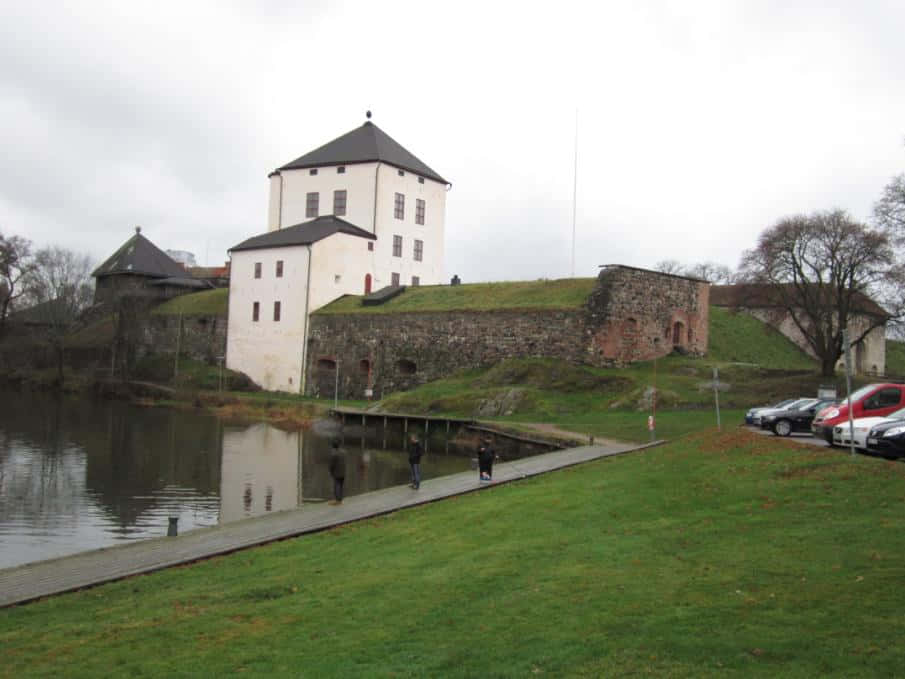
[0,439,662,608]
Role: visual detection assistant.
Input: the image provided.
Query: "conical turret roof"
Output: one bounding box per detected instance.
[92,228,187,279]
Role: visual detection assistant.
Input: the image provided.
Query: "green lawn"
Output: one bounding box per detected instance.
[2,430,903,677]
[708,306,816,370]
[885,339,905,376]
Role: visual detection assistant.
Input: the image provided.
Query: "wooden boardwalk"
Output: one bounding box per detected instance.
[0,439,661,608]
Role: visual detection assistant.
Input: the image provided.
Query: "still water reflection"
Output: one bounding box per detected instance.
[0,389,472,569]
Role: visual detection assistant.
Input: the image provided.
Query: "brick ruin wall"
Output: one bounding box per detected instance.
[306,267,710,399]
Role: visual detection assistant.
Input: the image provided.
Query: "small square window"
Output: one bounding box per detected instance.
[414,239,423,262]
[391,272,400,286]
[393,235,402,257]
[273,301,281,322]
[367,242,374,251]
[306,192,319,218]
[254,262,261,279]
[337,166,345,174]
[252,301,260,322]
[275,260,283,277]
[309,168,318,176]
[334,274,341,283]
[398,169,405,177]
[394,193,404,220]
[418,177,424,184]
[412,276,420,286]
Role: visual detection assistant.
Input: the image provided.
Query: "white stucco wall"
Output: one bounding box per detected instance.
[226,246,311,393]
[272,163,379,233]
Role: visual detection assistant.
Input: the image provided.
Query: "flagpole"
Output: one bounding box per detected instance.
[571,108,578,278]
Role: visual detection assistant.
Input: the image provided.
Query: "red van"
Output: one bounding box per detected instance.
[811,383,905,444]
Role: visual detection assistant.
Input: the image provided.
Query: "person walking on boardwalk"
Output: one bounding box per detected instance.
[328,439,346,504]
[408,433,424,490]
[478,437,495,483]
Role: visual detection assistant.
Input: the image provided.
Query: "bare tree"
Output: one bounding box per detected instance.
[874,173,905,239]
[0,233,35,334]
[739,209,901,376]
[654,259,685,276]
[23,246,94,384]
[684,261,735,284]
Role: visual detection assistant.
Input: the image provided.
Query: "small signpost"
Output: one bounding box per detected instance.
[701,367,726,431]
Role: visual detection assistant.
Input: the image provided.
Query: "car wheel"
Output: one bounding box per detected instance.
[773,419,792,437]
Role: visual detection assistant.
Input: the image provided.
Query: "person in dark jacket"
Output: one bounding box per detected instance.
[408,434,424,490]
[478,437,495,482]
[328,439,346,504]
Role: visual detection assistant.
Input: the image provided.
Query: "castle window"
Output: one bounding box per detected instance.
[414,239,423,262]
[394,193,405,220]
[412,276,420,286]
[398,169,405,177]
[415,199,425,225]
[391,272,400,286]
[367,242,374,251]
[254,262,261,279]
[333,190,347,216]
[393,235,402,257]
[273,301,281,322]
[317,358,336,371]
[418,177,424,184]
[306,192,319,218]
[275,260,283,277]
[397,359,417,375]
[337,166,345,174]
[309,168,318,176]
[252,302,260,322]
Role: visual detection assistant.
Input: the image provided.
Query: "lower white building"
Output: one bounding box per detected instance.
[226,216,376,392]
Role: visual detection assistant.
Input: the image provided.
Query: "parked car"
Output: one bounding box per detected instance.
[811,383,905,445]
[753,398,820,427]
[866,419,905,457]
[745,398,799,425]
[832,405,905,448]
[761,399,836,437]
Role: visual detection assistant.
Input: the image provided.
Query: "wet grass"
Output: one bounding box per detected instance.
[2,430,904,677]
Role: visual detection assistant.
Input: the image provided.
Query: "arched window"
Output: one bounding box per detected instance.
[396,359,417,375]
[622,317,638,337]
[317,358,337,371]
[672,321,685,345]
[359,359,371,374]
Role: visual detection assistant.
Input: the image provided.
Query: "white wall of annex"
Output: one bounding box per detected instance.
[309,233,377,311]
[267,174,282,232]
[226,246,311,393]
[372,165,447,286]
[276,163,378,231]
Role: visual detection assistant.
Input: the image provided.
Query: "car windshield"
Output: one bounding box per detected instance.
[771,398,796,409]
[846,385,880,403]
[781,399,810,410]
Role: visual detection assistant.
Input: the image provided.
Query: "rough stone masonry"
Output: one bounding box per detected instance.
[305,265,709,400]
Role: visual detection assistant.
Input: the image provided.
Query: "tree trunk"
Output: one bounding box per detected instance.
[56,343,65,386]
[821,354,837,377]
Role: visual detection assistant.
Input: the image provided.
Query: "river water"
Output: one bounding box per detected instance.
[0,388,480,569]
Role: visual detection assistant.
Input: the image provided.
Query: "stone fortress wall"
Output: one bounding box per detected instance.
[305,265,710,399]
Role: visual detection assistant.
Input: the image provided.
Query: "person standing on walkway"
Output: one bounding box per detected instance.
[478,437,495,483]
[328,439,346,504]
[408,434,424,490]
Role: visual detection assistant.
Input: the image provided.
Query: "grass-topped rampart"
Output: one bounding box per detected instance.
[3,429,903,676]
[316,278,597,314]
[151,288,228,316]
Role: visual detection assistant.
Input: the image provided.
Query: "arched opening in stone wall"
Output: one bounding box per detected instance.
[672,321,685,346]
[317,358,337,371]
[396,359,417,375]
[622,317,638,338]
[359,358,371,374]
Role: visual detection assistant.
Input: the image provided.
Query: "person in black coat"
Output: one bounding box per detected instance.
[408,434,423,490]
[478,437,495,482]
[328,439,346,504]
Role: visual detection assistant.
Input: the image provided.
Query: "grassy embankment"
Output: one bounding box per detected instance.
[2,429,904,677]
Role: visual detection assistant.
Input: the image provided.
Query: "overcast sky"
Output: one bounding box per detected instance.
[3,1,904,282]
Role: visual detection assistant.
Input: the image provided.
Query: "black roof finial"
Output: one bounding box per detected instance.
[366,110,372,120]
[135,226,141,234]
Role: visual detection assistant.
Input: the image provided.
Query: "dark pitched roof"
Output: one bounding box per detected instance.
[711,283,888,317]
[92,229,187,279]
[276,121,448,184]
[229,215,377,253]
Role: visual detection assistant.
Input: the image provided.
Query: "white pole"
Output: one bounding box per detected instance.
[713,366,721,431]
[571,108,578,278]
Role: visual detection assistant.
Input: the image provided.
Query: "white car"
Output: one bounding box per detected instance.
[832,406,905,449]
[751,398,818,427]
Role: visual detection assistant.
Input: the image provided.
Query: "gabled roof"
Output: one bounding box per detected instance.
[92,229,187,279]
[711,283,889,318]
[229,215,377,253]
[276,121,448,184]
